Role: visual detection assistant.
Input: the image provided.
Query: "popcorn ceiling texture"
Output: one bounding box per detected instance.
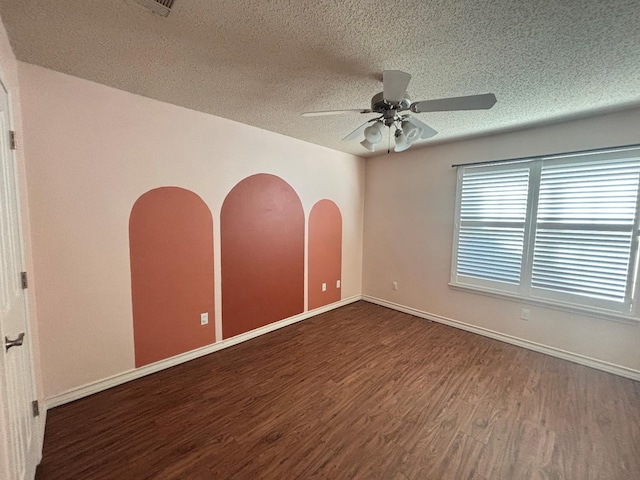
[1,0,639,156]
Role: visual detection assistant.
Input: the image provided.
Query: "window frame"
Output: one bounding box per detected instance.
[450,145,640,322]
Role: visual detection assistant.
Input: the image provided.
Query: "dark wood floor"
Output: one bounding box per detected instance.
[36,301,640,479]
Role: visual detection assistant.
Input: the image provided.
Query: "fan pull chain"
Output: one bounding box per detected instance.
[387,126,391,154]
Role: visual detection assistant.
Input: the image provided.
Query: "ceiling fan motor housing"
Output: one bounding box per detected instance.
[371,92,412,126]
[371,91,412,113]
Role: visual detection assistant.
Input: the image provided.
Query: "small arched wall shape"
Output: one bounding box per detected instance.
[308,199,342,310]
[129,187,215,367]
[221,174,304,338]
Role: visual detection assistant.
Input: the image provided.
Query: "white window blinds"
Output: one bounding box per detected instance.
[451,145,640,316]
[531,157,640,306]
[456,165,529,287]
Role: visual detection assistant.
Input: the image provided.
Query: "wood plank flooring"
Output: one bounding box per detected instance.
[36,301,640,479]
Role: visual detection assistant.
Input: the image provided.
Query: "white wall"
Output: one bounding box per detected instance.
[18,63,365,399]
[363,107,640,374]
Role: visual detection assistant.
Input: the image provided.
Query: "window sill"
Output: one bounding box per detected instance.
[448,282,640,326]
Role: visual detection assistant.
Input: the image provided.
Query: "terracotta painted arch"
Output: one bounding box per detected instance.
[308,199,342,310]
[129,187,215,367]
[221,174,304,338]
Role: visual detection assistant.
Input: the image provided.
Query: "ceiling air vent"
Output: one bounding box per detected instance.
[134,0,176,17]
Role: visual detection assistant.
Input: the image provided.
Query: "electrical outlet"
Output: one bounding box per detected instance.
[520,308,530,321]
[336,280,341,288]
[322,283,327,292]
[392,281,398,291]
[200,312,209,325]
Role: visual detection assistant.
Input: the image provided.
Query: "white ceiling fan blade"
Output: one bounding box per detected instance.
[405,116,438,139]
[383,70,412,103]
[342,119,377,141]
[302,108,372,117]
[411,93,497,113]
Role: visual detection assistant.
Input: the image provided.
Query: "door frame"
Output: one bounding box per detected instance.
[0,66,44,479]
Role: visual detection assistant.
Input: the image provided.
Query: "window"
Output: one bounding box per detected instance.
[451,145,640,317]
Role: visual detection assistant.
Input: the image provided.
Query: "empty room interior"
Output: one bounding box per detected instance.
[0,0,639,479]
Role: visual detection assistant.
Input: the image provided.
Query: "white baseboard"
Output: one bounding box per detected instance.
[362,295,640,382]
[46,295,362,409]
[47,293,638,410]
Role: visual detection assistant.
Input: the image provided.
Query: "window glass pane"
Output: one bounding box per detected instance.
[457,226,525,284]
[456,166,529,285]
[537,160,640,225]
[531,157,640,304]
[460,169,529,222]
[532,229,633,302]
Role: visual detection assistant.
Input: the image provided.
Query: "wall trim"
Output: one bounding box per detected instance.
[46,295,362,409]
[362,295,640,382]
[47,292,638,409]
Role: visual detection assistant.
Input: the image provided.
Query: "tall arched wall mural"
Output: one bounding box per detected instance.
[221,174,305,338]
[129,178,340,363]
[129,187,215,367]
[308,200,343,310]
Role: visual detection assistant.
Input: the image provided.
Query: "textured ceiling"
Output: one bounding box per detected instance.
[1,0,639,157]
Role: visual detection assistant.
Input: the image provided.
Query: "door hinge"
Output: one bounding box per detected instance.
[20,271,28,289]
[9,130,16,150]
[32,400,40,417]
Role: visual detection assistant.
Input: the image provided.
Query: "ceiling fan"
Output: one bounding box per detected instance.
[302,70,497,153]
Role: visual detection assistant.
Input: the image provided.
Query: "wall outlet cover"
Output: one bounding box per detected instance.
[200,312,209,325]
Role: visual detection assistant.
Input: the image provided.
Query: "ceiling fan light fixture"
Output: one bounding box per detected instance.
[363,121,384,144]
[402,120,422,144]
[360,139,377,152]
[394,131,411,152]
